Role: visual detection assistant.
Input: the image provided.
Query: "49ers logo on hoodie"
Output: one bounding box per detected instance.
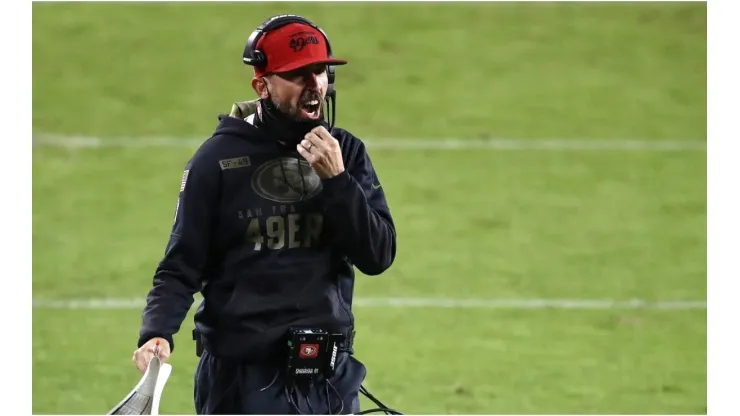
[251,157,322,203]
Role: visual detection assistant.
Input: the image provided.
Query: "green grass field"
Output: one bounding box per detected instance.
[32,1,707,414]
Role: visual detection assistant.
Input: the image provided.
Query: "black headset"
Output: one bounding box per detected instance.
[242,14,337,94]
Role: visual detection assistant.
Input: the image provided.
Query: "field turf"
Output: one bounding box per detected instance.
[32,2,706,414]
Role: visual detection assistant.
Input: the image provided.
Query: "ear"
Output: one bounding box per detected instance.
[251,77,269,99]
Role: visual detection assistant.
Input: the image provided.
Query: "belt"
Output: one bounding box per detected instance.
[193,327,356,359]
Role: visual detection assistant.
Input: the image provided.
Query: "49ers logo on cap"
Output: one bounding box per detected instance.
[299,343,320,359]
[290,32,320,52]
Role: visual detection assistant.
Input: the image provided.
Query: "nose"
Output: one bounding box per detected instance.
[305,72,322,89]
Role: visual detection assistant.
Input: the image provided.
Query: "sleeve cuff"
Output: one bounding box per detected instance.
[138,332,176,353]
[321,170,353,197]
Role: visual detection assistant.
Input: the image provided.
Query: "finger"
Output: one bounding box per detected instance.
[135,351,153,372]
[304,132,328,150]
[299,139,315,153]
[307,134,332,154]
[302,135,322,154]
[311,126,331,140]
[159,351,171,362]
[308,141,324,156]
[304,132,321,143]
[313,128,340,151]
[157,345,171,362]
[297,145,316,163]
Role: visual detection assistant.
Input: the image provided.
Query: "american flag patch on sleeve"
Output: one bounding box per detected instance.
[180,170,189,192]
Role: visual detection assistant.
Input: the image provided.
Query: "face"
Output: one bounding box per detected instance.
[253,63,329,122]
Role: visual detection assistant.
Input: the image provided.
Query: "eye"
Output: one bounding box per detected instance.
[285,69,302,79]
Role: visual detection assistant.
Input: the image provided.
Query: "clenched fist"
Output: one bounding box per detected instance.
[296,126,345,179]
[132,337,171,373]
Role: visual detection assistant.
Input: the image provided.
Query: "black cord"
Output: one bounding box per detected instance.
[306,381,316,414]
[356,408,404,415]
[279,157,308,202]
[358,385,404,415]
[285,384,306,415]
[326,379,344,415]
[306,395,316,414]
[326,89,336,132]
[285,379,401,415]
[297,158,307,201]
[326,382,333,415]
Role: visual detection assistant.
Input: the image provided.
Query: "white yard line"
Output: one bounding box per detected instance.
[31,134,707,151]
[31,297,707,310]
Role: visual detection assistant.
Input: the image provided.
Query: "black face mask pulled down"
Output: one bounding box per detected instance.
[257,97,324,149]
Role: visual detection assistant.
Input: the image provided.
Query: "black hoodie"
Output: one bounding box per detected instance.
[137,100,397,361]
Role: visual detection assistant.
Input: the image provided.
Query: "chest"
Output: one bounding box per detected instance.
[220,152,326,205]
[216,153,331,249]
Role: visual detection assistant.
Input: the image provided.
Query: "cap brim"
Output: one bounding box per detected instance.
[270,57,348,74]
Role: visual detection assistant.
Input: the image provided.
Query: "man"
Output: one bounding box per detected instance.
[131,14,397,415]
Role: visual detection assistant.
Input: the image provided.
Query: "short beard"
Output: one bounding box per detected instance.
[265,95,294,121]
[266,85,323,123]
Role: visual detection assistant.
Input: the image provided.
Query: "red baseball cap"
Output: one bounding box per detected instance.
[253,22,348,77]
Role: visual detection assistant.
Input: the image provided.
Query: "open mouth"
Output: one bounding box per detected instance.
[300,98,321,119]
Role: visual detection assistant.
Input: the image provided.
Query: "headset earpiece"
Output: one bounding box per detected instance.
[242,28,267,67]
[327,64,335,86]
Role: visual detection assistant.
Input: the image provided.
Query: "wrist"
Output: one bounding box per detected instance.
[321,170,352,195]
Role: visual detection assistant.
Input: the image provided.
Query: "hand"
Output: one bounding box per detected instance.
[297,126,345,179]
[132,337,171,373]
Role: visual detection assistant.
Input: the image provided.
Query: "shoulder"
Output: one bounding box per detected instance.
[331,126,362,145]
[331,126,369,159]
[185,133,246,173]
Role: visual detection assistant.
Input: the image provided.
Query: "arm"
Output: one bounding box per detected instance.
[137,144,220,352]
[319,138,397,275]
